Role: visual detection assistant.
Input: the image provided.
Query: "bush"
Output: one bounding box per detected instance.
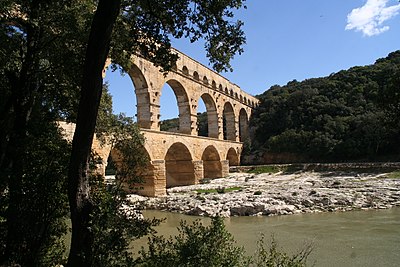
[138,217,248,267]
[251,234,313,267]
[137,218,313,267]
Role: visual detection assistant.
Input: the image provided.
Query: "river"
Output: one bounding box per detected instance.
[136,208,400,267]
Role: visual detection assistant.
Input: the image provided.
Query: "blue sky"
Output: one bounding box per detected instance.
[105,0,400,119]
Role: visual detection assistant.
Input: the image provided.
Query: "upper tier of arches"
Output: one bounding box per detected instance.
[121,49,258,142]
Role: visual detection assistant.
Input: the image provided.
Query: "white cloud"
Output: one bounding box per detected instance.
[345,0,400,36]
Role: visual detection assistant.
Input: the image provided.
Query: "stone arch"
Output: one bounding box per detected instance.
[202,145,222,178]
[239,108,249,142]
[226,147,239,166]
[212,80,217,89]
[223,102,236,141]
[182,66,189,75]
[164,79,191,134]
[106,145,154,194]
[127,63,150,128]
[225,87,229,94]
[219,84,223,91]
[203,76,208,85]
[240,95,243,102]
[193,71,199,81]
[165,142,195,187]
[230,89,234,97]
[235,92,238,99]
[198,93,219,138]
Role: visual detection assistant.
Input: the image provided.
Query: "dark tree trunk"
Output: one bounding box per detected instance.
[66,0,121,266]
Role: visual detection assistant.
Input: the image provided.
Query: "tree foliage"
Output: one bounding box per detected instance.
[0,1,93,265]
[138,217,247,267]
[251,51,400,162]
[137,217,312,267]
[2,0,248,265]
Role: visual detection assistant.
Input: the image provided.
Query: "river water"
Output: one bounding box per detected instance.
[138,208,400,267]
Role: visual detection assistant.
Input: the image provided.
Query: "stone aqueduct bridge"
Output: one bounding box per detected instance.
[63,50,259,196]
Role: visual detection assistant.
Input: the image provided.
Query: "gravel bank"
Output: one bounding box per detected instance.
[129,171,400,217]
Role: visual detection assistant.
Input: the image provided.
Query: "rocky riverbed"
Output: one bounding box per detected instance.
[128,171,400,217]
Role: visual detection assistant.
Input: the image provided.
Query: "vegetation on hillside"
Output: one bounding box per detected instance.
[250,51,400,163]
[161,112,208,137]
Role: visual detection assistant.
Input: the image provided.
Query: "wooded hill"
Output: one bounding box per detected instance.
[249,51,400,163]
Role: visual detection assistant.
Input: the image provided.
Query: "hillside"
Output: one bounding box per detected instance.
[249,51,400,163]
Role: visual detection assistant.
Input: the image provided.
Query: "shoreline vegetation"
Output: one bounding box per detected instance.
[128,163,400,218]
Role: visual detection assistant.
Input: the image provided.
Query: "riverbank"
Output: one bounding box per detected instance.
[129,170,400,217]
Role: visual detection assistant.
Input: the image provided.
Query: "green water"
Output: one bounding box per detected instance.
[139,208,400,267]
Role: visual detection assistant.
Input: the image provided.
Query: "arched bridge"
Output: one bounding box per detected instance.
[63,49,259,196]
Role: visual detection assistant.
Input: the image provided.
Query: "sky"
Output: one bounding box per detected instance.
[105,0,400,120]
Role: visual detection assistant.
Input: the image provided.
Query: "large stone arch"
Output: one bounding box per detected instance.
[202,145,222,178]
[239,108,249,142]
[198,93,219,138]
[226,147,239,166]
[165,142,195,187]
[223,102,236,141]
[105,144,157,193]
[163,79,192,134]
[127,63,151,129]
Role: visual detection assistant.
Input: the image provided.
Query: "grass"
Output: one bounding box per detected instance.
[386,170,400,179]
[195,186,242,194]
[247,165,282,174]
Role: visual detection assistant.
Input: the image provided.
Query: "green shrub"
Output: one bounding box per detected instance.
[138,217,247,267]
[387,170,400,179]
[248,166,281,174]
[251,234,313,267]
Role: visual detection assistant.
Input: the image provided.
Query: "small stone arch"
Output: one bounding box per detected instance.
[219,84,223,91]
[193,71,199,81]
[203,76,208,85]
[202,145,222,179]
[235,92,238,99]
[165,142,195,187]
[223,102,236,141]
[225,87,229,95]
[212,80,217,89]
[230,89,234,97]
[198,93,219,138]
[226,147,239,166]
[164,79,191,134]
[239,108,249,142]
[182,66,189,75]
[240,95,243,102]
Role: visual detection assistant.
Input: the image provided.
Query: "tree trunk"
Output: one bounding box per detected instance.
[66,0,121,266]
